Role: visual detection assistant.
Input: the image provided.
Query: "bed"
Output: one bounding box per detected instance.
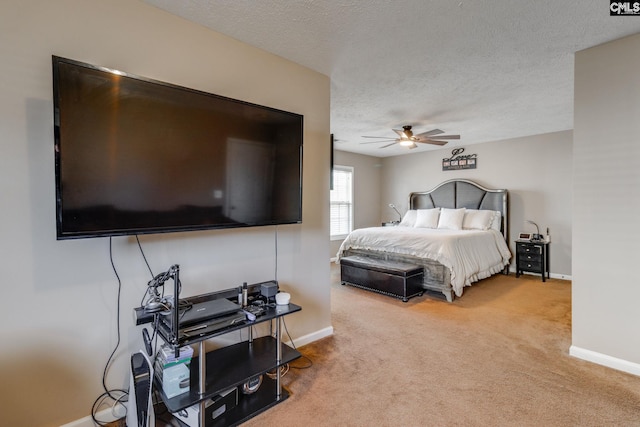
[336,179,511,302]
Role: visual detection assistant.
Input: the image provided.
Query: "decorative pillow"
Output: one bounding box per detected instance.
[437,208,466,230]
[399,210,417,227]
[462,209,496,230]
[414,208,440,228]
[490,211,502,231]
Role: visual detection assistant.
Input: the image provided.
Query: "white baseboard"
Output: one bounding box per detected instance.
[550,272,572,280]
[61,407,123,427]
[508,266,572,281]
[286,325,334,348]
[570,345,640,376]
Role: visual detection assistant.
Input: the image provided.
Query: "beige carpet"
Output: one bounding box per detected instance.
[244,264,640,427]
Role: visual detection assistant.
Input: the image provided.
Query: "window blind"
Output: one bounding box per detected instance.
[330,166,353,239]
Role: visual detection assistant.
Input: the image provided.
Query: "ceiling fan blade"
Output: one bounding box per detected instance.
[380,142,398,148]
[428,134,460,140]
[362,135,397,139]
[363,126,458,149]
[415,129,444,138]
[360,139,397,144]
[422,139,449,146]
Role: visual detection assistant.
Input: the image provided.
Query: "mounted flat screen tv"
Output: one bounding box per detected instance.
[52,56,303,239]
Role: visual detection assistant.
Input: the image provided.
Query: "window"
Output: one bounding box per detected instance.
[330,165,353,240]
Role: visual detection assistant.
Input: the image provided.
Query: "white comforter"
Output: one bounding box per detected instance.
[336,226,512,297]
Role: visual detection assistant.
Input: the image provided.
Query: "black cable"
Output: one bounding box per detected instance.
[91,237,129,425]
[137,235,156,308]
[91,389,128,426]
[143,266,185,311]
[274,225,278,283]
[282,317,313,369]
[273,226,304,368]
[136,235,154,278]
[265,318,312,380]
[103,237,123,397]
[152,314,162,366]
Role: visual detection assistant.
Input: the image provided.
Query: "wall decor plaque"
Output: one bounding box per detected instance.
[442,148,477,171]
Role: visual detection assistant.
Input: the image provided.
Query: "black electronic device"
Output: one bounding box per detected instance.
[244,304,266,320]
[163,298,241,328]
[260,281,279,298]
[52,56,303,240]
[127,351,155,427]
[133,306,154,325]
[178,311,247,338]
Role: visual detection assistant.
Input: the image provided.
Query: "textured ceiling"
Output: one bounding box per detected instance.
[142,0,640,157]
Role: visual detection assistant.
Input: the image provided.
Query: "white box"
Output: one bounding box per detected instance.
[162,362,190,398]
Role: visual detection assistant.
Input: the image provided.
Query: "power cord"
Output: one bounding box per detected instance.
[91,389,128,426]
[95,234,311,423]
[282,317,313,370]
[265,363,290,379]
[265,317,313,380]
[92,236,179,425]
[274,225,278,283]
[90,237,129,426]
[135,236,165,368]
[135,235,154,278]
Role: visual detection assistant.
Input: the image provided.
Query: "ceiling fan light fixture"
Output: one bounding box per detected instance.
[361,125,459,150]
[399,139,414,147]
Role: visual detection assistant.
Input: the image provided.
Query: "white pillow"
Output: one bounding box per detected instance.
[398,210,417,227]
[414,208,440,228]
[462,209,495,230]
[437,208,466,230]
[490,211,502,231]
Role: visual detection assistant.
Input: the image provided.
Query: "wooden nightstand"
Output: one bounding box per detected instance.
[515,240,550,282]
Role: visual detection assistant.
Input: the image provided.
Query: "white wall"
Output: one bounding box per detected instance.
[572,34,640,372]
[0,1,331,425]
[379,131,573,277]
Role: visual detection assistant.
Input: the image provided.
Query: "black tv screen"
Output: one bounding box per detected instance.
[52,56,303,239]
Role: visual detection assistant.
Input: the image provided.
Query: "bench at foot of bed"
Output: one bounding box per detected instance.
[340,255,424,302]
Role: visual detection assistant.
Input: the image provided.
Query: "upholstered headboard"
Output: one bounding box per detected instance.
[408,179,508,241]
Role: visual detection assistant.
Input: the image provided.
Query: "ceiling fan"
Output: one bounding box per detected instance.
[361,125,460,149]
